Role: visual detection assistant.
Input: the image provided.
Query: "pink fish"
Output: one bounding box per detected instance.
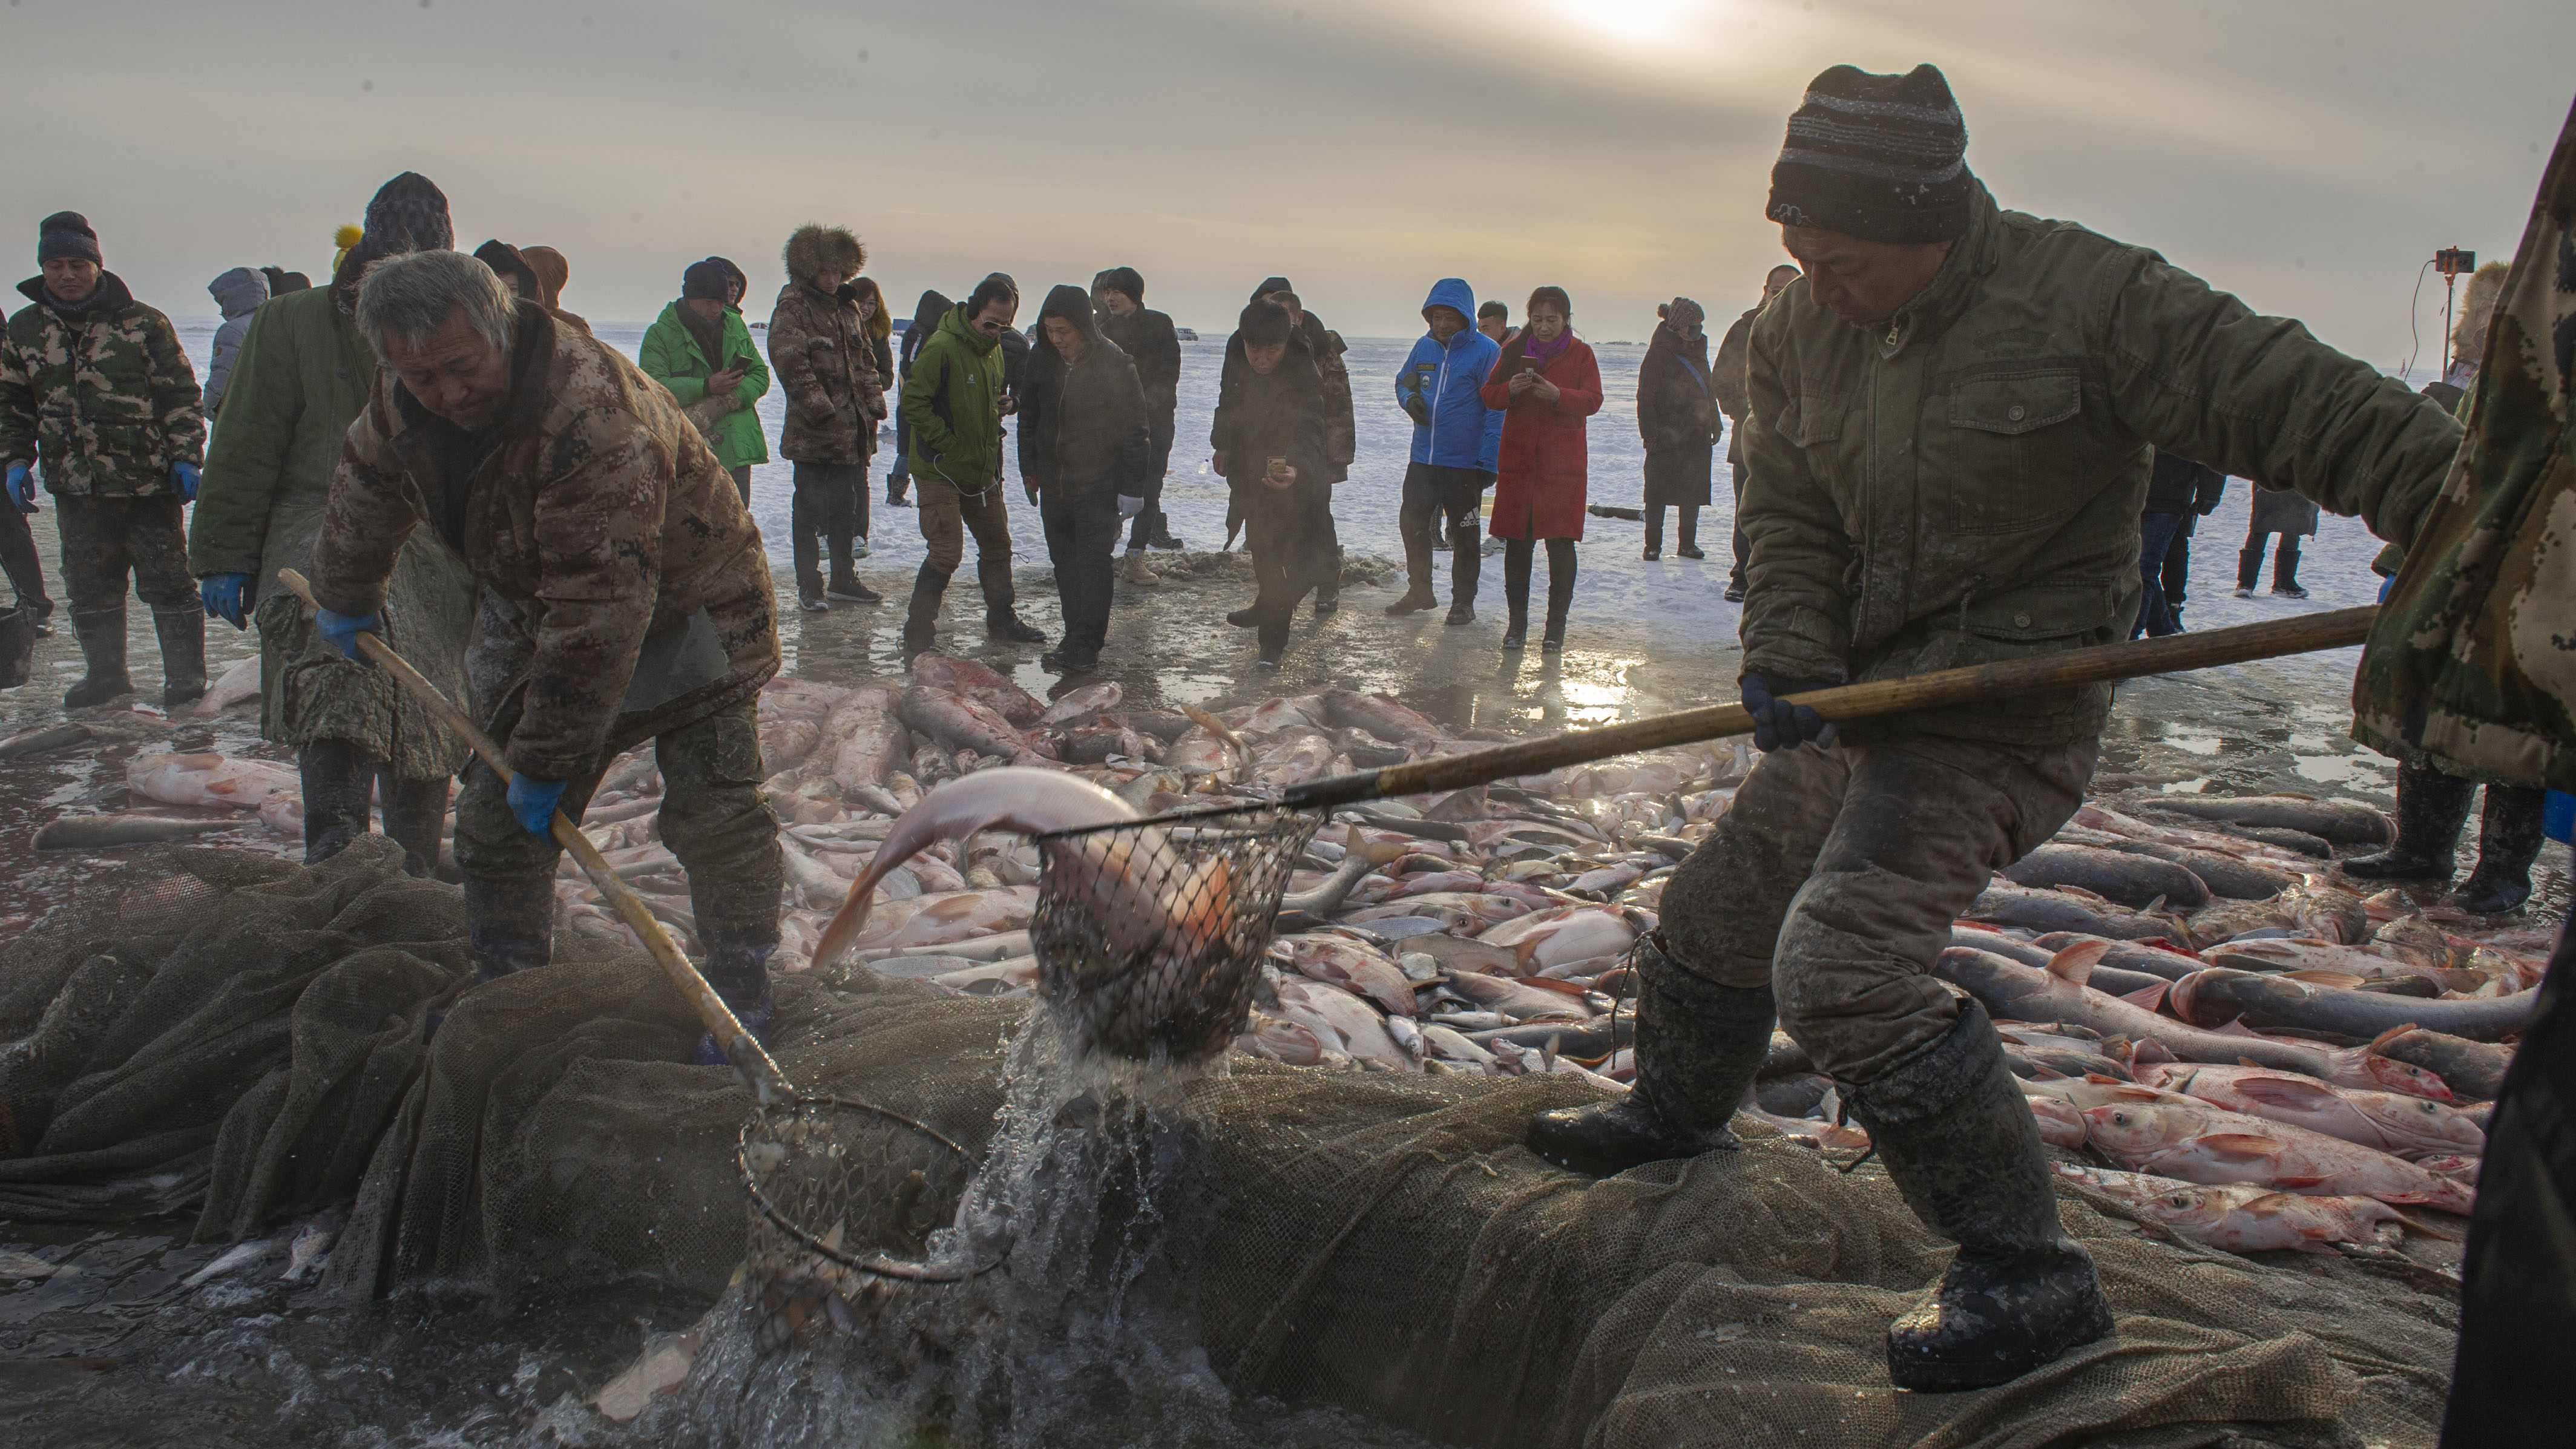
[1227,694,1327,733]
[758,675,851,723]
[2029,1097,2089,1148]
[2140,1062,2485,1160]
[1037,681,1124,726]
[824,684,910,791]
[125,751,300,810]
[185,656,264,717]
[1240,1012,1333,1066]
[908,652,1045,726]
[1342,892,1534,930]
[899,685,1054,764]
[2079,1100,2476,1212]
[829,887,1038,955]
[1322,689,1447,747]
[759,718,821,775]
[1476,904,1638,973]
[1269,934,1418,1016]
[1163,725,1240,775]
[2049,1165,2425,1254]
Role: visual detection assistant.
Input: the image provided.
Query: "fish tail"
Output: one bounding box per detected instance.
[813,876,878,967]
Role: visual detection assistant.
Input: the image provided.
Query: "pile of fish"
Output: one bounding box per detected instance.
[14,648,2554,1263]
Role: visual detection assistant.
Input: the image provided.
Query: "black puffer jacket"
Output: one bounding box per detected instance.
[1637,323,1717,454]
[1092,271,1182,422]
[1017,284,1150,499]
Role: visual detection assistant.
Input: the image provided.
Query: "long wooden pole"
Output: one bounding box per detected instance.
[1285,605,2377,810]
[275,568,792,1105]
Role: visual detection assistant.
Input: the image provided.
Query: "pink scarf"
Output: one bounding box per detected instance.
[1522,327,1572,370]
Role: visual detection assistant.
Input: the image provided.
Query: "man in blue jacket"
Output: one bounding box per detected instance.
[1386,278,1502,623]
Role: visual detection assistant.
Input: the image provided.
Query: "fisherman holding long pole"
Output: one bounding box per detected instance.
[1524,64,2468,1390]
[303,248,787,1063]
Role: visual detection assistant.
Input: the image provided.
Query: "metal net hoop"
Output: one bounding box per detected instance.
[737,1093,1000,1287]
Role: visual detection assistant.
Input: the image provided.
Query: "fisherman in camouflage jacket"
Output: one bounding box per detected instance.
[0,211,206,708]
[307,249,784,1061]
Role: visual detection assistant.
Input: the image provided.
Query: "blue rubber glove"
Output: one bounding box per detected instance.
[202,573,254,628]
[507,774,568,837]
[1741,672,1838,753]
[5,461,31,513]
[169,461,200,502]
[313,606,381,660]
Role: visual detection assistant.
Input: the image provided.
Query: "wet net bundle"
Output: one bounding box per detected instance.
[0,840,2461,1447]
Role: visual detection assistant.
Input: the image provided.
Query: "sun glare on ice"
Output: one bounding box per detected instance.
[1545,0,1707,47]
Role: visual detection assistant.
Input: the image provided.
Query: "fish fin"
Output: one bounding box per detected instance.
[2284,969,2367,989]
[2364,1024,2419,1052]
[2140,893,2168,916]
[811,878,878,968]
[2058,884,2112,904]
[2212,1017,2264,1040]
[2387,1209,2462,1242]
[2046,938,2112,987]
[2193,1132,2286,1159]
[2083,1072,2125,1085]
[2031,1065,2069,1080]
[2121,980,2170,1011]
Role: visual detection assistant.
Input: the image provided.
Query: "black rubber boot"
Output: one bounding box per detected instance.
[2272,537,2305,596]
[1842,1001,2115,1392]
[1675,505,1703,559]
[464,873,556,985]
[1449,516,1481,617]
[693,925,780,1066]
[1502,540,1531,649]
[2446,784,2546,915]
[153,603,206,708]
[1542,547,1575,652]
[1527,936,1773,1177]
[299,738,378,865]
[383,774,452,878]
[63,607,131,708]
[2342,761,2475,882]
[2236,544,2262,592]
[902,564,949,660]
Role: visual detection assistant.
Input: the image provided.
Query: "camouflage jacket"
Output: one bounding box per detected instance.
[1303,312,1356,482]
[309,303,779,781]
[766,280,883,465]
[1741,179,2460,746]
[0,272,204,496]
[2354,100,2576,791]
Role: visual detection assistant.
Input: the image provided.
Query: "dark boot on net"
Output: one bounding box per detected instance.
[154,603,206,708]
[1842,1001,2115,1392]
[465,875,557,986]
[63,607,131,708]
[1527,937,1774,1177]
[694,927,780,1065]
[2341,761,2474,882]
[2443,783,2546,916]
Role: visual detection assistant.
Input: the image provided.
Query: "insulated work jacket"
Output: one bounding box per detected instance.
[901,303,1010,492]
[0,272,203,496]
[1740,180,2460,746]
[767,280,881,465]
[1018,285,1151,500]
[1395,278,1502,471]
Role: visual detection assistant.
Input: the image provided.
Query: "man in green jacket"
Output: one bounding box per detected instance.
[0,211,206,708]
[189,173,475,874]
[1528,64,2462,1392]
[641,257,770,503]
[898,272,1043,659]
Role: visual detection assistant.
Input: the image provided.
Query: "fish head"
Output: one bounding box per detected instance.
[2362,1094,2486,1153]
[2349,1051,2456,1103]
[2123,1183,2232,1232]
[2078,1103,2190,1155]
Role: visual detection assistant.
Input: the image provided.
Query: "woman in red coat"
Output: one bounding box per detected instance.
[1480,286,1603,651]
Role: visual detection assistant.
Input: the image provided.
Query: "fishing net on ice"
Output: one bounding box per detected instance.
[0,839,2462,1447]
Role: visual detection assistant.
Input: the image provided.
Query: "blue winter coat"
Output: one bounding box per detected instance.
[1395,277,1502,471]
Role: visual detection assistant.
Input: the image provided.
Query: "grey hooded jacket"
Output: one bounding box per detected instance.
[203,266,269,415]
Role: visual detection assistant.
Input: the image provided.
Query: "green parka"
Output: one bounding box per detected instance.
[899,303,1009,491]
[639,300,770,470]
[1740,180,2462,744]
[186,284,474,777]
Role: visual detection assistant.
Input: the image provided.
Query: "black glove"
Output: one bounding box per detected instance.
[1741,672,1838,752]
[1401,395,1431,427]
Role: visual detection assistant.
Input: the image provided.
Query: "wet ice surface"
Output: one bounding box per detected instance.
[0,318,2558,1445]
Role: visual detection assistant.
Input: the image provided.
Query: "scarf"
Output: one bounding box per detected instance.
[1523,327,1573,370]
[678,303,730,372]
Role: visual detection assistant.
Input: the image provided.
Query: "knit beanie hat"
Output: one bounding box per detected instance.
[1092,266,1145,306]
[1249,275,1293,302]
[1766,64,1973,245]
[683,257,733,301]
[36,211,100,265]
[347,172,455,274]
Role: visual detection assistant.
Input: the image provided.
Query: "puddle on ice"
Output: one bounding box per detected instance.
[2161,732,2224,757]
[2293,752,2393,786]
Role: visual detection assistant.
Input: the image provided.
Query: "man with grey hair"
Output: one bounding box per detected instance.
[306,248,787,1060]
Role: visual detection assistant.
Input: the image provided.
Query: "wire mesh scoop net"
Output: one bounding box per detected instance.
[739,806,1319,1290]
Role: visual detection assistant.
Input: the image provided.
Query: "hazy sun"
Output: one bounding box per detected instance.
[1546,0,1706,47]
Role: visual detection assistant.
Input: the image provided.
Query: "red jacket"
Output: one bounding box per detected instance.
[1480,336,1602,539]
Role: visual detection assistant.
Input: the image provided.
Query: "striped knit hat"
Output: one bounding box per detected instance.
[1765,64,1972,245]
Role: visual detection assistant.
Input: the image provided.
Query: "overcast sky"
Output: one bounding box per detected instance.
[3,0,2568,371]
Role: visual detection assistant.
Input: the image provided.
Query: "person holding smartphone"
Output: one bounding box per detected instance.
[1387,277,1502,622]
[1479,286,1602,651]
[640,257,771,507]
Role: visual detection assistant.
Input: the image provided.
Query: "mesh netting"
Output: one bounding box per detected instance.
[0,840,2460,1447]
[1031,810,1321,1064]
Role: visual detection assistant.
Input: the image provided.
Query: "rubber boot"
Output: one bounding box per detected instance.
[902,564,949,660]
[1501,542,1531,649]
[1675,506,1704,560]
[1841,1002,2115,1392]
[2341,761,2474,882]
[2236,544,2263,593]
[1527,936,1774,1176]
[1447,516,1481,623]
[383,773,452,879]
[1542,554,1574,652]
[464,873,556,985]
[299,738,379,865]
[1313,544,1341,613]
[1643,506,1664,559]
[2446,784,2546,915]
[2271,537,2305,597]
[153,603,206,708]
[979,555,1046,643]
[693,925,780,1065]
[63,607,131,708]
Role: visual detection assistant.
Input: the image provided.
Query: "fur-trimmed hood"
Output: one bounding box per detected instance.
[783,224,866,285]
[2452,260,2509,367]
